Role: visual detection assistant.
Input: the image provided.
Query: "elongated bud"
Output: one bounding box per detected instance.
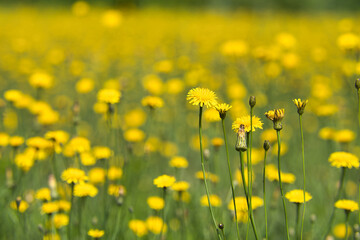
[263,140,270,151]
[235,124,247,152]
[249,96,256,108]
[356,78,360,90]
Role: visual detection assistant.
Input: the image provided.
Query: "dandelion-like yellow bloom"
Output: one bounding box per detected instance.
[42,201,59,214]
[35,188,51,201]
[108,184,126,197]
[200,194,222,207]
[76,78,94,94]
[45,130,69,145]
[228,196,263,212]
[141,96,164,109]
[153,175,176,188]
[80,152,96,166]
[293,98,308,115]
[265,109,285,130]
[9,136,24,148]
[171,181,190,192]
[333,223,352,239]
[89,168,106,185]
[186,87,218,108]
[129,219,148,237]
[4,89,23,103]
[147,196,165,210]
[334,129,356,143]
[328,152,359,169]
[10,200,29,213]
[285,189,312,203]
[53,213,69,229]
[26,136,52,150]
[0,132,9,147]
[15,152,35,172]
[29,71,53,89]
[124,128,145,142]
[318,127,335,140]
[232,115,264,132]
[57,200,71,212]
[335,199,359,212]
[74,183,98,197]
[97,89,121,104]
[61,168,88,184]
[211,137,224,148]
[68,137,91,153]
[108,166,123,180]
[88,229,105,238]
[93,146,112,160]
[146,216,167,234]
[169,156,188,168]
[265,164,296,184]
[214,103,232,119]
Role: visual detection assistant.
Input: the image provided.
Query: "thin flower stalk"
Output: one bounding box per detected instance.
[356,81,360,226]
[298,114,306,240]
[263,140,270,240]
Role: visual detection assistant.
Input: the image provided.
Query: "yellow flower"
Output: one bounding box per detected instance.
[102,9,122,28]
[227,83,247,99]
[186,87,217,108]
[9,136,24,148]
[26,137,52,150]
[88,229,105,238]
[200,194,222,207]
[265,164,295,184]
[232,115,264,132]
[53,213,69,229]
[235,168,254,186]
[337,33,359,51]
[80,152,96,166]
[335,199,359,212]
[74,183,98,197]
[211,137,224,148]
[166,78,184,95]
[204,108,221,122]
[141,96,164,109]
[93,146,112,160]
[4,89,23,103]
[124,128,145,142]
[35,188,51,201]
[318,127,335,140]
[328,152,359,169]
[171,181,190,192]
[221,40,248,57]
[97,89,121,104]
[89,168,106,185]
[61,168,88,184]
[37,109,60,126]
[153,175,176,188]
[107,166,123,180]
[285,189,312,203]
[146,216,167,234]
[129,219,148,237]
[333,223,352,239]
[261,129,278,143]
[15,152,35,172]
[265,109,285,131]
[29,71,53,89]
[108,184,126,197]
[93,102,108,114]
[334,129,356,143]
[147,196,165,210]
[10,200,29,213]
[214,103,232,119]
[293,98,308,115]
[124,109,146,128]
[228,196,263,211]
[42,201,59,214]
[142,74,164,95]
[57,200,71,212]
[0,132,9,147]
[45,130,69,145]
[68,137,91,153]
[169,156,188,168]
[76,78,94,94]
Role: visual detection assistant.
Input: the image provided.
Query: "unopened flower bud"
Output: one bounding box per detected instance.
[249,96,256,108]
[263,140,270,151]
[355,78,360,90]
[235,125,247,152]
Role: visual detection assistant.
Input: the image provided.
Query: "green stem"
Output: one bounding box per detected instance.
[198,106,222,240]
[345,211,350,240]
[357,89,360,226]
[323,167,347,239]
[221,119,240,240]
[276,130,290,240]
[68,183,74,240]
[299,115,306,240]
[263,150,268,240]
[296,203,300,240]
[159,188,167,240]
[239,151,259,240]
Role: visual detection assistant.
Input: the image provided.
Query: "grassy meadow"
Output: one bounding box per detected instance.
[0,3,360,240]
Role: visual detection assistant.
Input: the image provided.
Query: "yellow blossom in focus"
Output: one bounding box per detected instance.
[187,87,217,108]
[285,189,312,203]
[153,175,176,188]
[328,152,359,169]
[200,194,222,207]
[232,115,263,132]
[335,199,359,212]
[61,168,88,184]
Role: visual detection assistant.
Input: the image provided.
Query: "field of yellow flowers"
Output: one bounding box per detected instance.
[1,2,360,240]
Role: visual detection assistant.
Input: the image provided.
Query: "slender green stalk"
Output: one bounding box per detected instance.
[296,203,300,240]
[263,149,268,240]
[276,130,290,240]
[298,114,306,240]
[323,167,347,239]
[357,88,360,226]
[198,106,222,240]
[221,119,240,240]
[239,151,259,240]
[68,183,75,240]
[249,108,254,219]
[159,188,167,240]
[345,212,350,240]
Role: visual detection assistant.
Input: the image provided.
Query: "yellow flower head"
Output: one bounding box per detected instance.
[319,127,335,140]
[285,189,312,203]
[124,128,145,143]
[200,194,222,207]
[335,199,359,212]
[334,129,356,143]
[93,146,112,160]
[129,220,148,237]
[153,175,176,188]
[88,229,105,238]
[0,133,9,147]
[147,196,165,210]
[293,99,308,115]
[10,199,29,213]
[108,184,126,197]
[42,201,59,215]
[228,196,263,212]
[108,166,123,180]
[204,108,221,122]
[80,152,96,166]
[265,109,285,130]
[169,156,188,168]
[97,89,121,104]
[26,137,52,150]
[265,164,295,184]
[333,223,352,239]
[89,168,106,185]
[211,137,224,148]
[35,188,51,201]
[61,168,88,184]
[76,78,94,94]
[171,181,190,192]
[9,136,24,148]
[53,213,69,229]
[57,200,71,212]
[146,216,167,234]
[141,96,164,109]
[74,183,98,197]
[45,130,69,145]
[328,152,359,169]
[214,103,232,119]
[29,71,53,89]
[4,89,23,103]
[68,137,91,153]
[232,115,263,132]
[187,87,217,108]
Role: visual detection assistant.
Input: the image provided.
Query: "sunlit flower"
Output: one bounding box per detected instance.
[318,127,335,140]
[334,129,356,143]
[124,128,145,142]
[232,115,263,132]
[214,103,232,119]
[169,156,188,168]
[61,168,88,184]
[57,200,71,212]
[88,229,105,238]
[265,164,296,184]
[89,168,106,185]
[147,196,165,210]
[42,201,59,215]
[333,223,352,239]
[335,199,359,212]
[93,146,112,160]
[153,175,176,188]
[29,71,53,89]
[97,89,121,104]
[9,136,24,148]
[107,166,123,180]
[141,96,164,109]
[53,213,69,229]
[285,189,312,203]
[74,182,98,197]
[186,87,217,108]
[200,194,222,207]
[328,152,359,169]
[35,188,51,201]
[129,220,148,237]
[146,216,167,234]
[10,200,29,213]
[171,181,190,192]
[108,184,126,197]
[76,78,94,94]
[293,99,308,115]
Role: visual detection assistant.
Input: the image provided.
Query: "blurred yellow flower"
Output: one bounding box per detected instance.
[153,175,176,188]
[0,133,9,147]
[124,109,146,128]
[93,146,112,160]
[108,184,126,197]
[171,181,190,192]
[318,127,335,140]
[42,201,59,214]
[337,33,359,51]
[169,156,188,168]
[74,183,98,197]
[141,96,164,109]
[4,89,23,103]
[124,128,145,142]
[334,129,355,143]
[221,40,248,57]
[166,78,184,95]
[129,220,148,237]
[211,137,224,148]
[333,223,352,239]
[80,152,96,166]
[146,216,167,234]
[265,164,295,184]
[97,89,121,104]
[35,188,51,201]
[10,200,29,213]
[57,200,71,212]
[200,194,222,207]
[72,1,90,17]
[143,74,164,95]
[76,78,94,94]
[9,136,24,148]
[88,229,105,238]
[107,166,123,180]
[147,196,165,210]
[102,10,122,28]
[89,168,106,185]
[53,213,69,229]
[29,71,53,89]
[285,189,312,203]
